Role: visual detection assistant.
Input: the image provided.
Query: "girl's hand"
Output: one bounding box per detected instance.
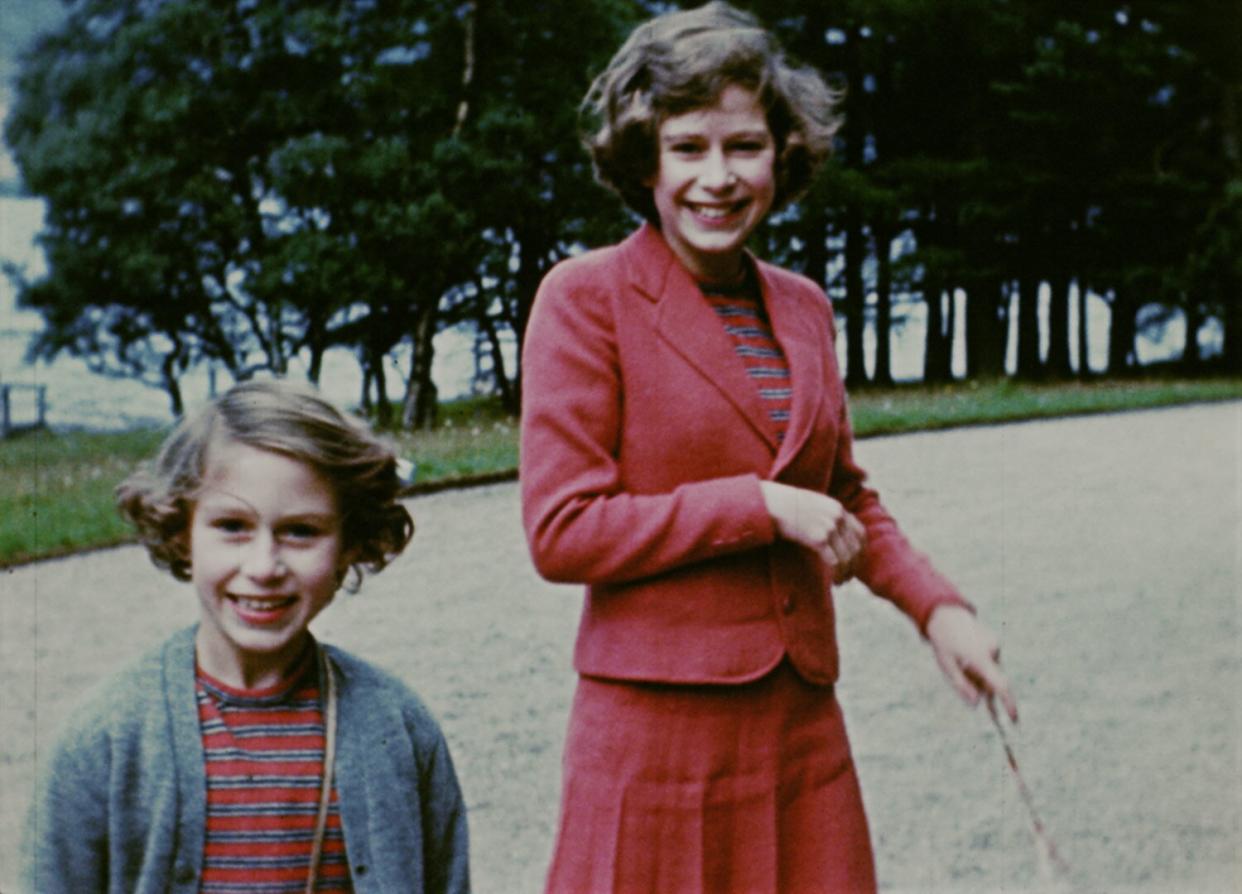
[760,481,865,584]
[927,604,1019,722]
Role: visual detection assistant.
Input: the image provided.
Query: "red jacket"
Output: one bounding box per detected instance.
[520,224,968,686]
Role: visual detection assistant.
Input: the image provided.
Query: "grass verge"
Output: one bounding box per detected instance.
[0,428,167,567]
[2,376,1238,567]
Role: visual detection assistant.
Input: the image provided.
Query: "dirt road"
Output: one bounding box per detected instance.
[2,401,1238,892]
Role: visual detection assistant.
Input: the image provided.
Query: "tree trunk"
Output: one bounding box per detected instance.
[360,362,373,415]
[923,280,952,383]
[452,0,477,139]
[1107,288,1137,374]
[479,312,516,412]
[360,339,392,427]
[1046,274,1072,378]
[161,352,185,418]
[1076,281,1091,377]
[872,220,896,386]
[800,202,830,289]
[843,206,868,385]
[306,339,325,385]
[945,285,957,379]
[1224,280,1242,373]
[401,305,439,429]
[965,276,1005,378]
[1015,275,1042,379]
[511,226,558,412]
[373,351,391,427]
[841,23,867,386]
[1181,298,1203,371]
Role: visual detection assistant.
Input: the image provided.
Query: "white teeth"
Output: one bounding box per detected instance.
[233,596,292,610]
[690,203,739,219]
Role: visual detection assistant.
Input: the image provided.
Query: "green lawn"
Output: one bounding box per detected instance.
[0,428,167,565]
[2,376,1238,567]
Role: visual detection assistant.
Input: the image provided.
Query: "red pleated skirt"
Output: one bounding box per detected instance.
[545,659,877,894]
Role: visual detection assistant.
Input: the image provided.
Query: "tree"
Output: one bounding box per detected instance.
[445,0,639,412]
[6,0,641,423]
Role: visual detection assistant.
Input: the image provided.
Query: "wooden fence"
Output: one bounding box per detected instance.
[0,383,47,438]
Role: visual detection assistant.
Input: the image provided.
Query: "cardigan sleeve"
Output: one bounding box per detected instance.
[520,257,776,586]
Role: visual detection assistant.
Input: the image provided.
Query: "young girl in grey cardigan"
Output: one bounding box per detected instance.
[22,379,470,894]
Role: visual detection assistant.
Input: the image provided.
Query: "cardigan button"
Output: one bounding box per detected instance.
[782,595,795,614]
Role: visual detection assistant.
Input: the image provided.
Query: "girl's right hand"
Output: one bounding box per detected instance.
[760,481,865,583]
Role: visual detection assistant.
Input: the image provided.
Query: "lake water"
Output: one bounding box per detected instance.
[0,196,1199,431]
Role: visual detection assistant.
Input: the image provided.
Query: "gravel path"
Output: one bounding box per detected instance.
[2,401,1238,893]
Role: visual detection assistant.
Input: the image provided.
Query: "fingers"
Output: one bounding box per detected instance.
[955,651,1019,722]
[974,658,1019,723]
[969,633,1019,722]
[927,606,1020,722]
[822,504,866,582]
[762,483,866,581]
[934,647,981,708]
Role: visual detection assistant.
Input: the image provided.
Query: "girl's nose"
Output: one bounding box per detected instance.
[240,532,285,580]
[699,147,733,189]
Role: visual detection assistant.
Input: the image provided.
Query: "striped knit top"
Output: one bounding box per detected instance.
[196,647,352,893]
[700,270,793,443]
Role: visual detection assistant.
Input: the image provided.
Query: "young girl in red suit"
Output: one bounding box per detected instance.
[520,4,1017,891]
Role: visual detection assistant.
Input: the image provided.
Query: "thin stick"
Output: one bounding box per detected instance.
[986,698,1071,879]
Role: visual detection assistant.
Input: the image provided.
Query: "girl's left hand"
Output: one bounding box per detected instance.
[926,604,1018,722]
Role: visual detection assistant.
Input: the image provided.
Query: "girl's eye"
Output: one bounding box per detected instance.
[212,518,249,535]
[282,523,322,541]
[669,141,703,155]
[730,139,769,153]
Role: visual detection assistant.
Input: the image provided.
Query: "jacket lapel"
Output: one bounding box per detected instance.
[624,225,778,452]
[758,261,827,474]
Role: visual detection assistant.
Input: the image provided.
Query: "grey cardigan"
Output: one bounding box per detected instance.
[21,626,470,894]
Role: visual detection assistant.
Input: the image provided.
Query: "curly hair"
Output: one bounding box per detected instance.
[116,378,413,592]
[581,1,842,223]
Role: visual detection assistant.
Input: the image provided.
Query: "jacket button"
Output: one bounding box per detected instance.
[782,595,795,614]
[174,863,196,884]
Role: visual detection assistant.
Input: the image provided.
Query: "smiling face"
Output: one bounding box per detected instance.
[189,439,345,689]
[648,84,776,284]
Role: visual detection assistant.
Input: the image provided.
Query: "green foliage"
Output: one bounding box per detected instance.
[0,426,166,565]
[753,0,1238,379]
[4,0,1238,420]
[4,0,636,423]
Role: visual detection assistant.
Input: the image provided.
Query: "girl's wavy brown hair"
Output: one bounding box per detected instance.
[116,378,413,592]
[581,1,842,223]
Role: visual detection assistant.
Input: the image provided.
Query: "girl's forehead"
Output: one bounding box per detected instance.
[659,85,768,130]
[198,439,338,508]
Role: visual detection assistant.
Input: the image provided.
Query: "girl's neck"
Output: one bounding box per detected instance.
[696,256,751,291]
[195,629,313,691]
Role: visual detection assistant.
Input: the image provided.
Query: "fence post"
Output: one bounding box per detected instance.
[1,385,10,439]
